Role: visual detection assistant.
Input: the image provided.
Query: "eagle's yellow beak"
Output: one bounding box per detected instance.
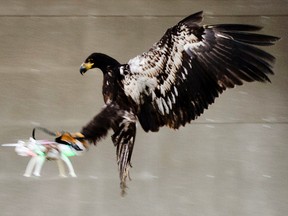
[80,62,94,75]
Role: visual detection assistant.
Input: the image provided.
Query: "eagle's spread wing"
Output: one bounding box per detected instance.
[121,11,278,132]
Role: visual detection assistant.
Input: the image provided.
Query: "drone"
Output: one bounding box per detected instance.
[2,127,87,177]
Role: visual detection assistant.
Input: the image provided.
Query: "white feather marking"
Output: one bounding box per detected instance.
[216,33,230,39]
[171,93,176,104]
[156,98,164,115]
[173,52,182,66]
[160,86,166,97]
[167,97,172,109]
[119,66,124,75]
[123,74,157,104]
[182,72,186,80]
[105,98,112,105]
[174,86,178,96]
[151,91,156,100]
[128,57,142,73]
[161,97,170,114]
[184,67,188,75]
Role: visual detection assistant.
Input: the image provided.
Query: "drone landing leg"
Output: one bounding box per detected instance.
[23,156,37,177]
[61,154,77,177]
[33,156,45,177]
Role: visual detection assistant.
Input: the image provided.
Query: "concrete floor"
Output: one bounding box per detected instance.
[0,1,287,216]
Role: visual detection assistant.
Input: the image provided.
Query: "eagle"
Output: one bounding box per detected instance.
[66,11,279,193]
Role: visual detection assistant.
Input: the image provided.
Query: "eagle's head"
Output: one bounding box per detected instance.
[80,53,120,75]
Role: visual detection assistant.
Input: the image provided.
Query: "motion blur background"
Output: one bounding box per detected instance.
[0,1,287,216]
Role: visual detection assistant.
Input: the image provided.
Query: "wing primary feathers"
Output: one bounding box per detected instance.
[224,32,280,46]
[212,24,280,45]
[212,24,263,32]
